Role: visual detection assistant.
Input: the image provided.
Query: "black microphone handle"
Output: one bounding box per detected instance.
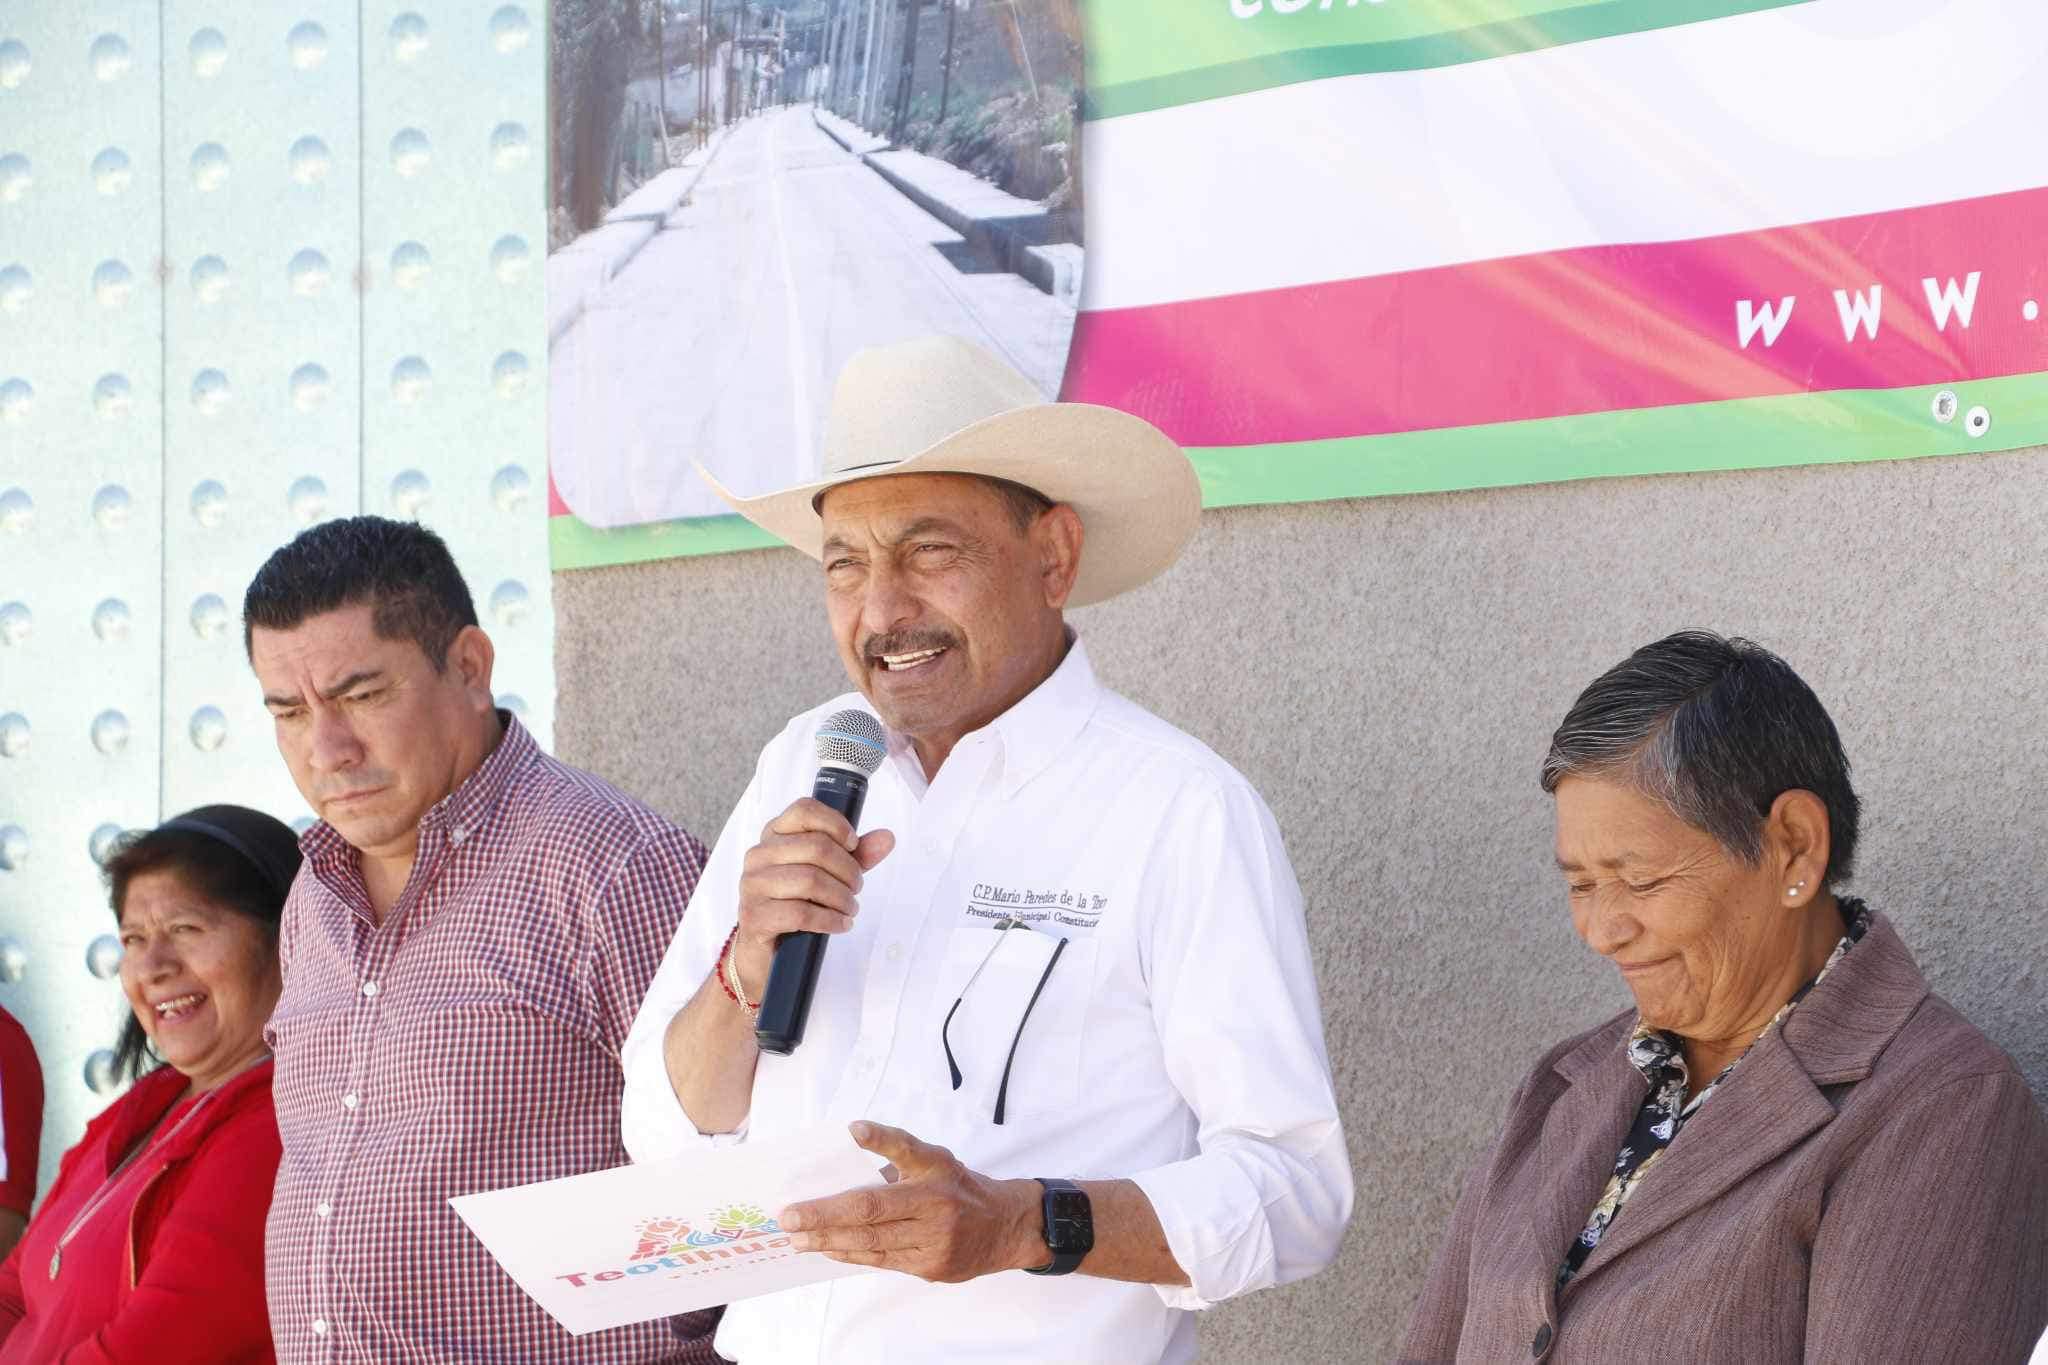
[754,766,870,1055]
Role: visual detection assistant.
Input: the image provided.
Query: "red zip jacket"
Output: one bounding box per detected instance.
[0,1059,278,1363]
[0,1009,40,1219]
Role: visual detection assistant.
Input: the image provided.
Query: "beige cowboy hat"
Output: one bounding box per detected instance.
[693,335,1201,607]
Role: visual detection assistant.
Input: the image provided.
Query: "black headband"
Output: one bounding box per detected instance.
[157,805,303,903]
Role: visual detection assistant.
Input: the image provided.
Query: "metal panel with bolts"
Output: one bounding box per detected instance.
[0,2,553,1199]
[0,1,170,1193]
[160,1,363,822]
[361,1,553,748]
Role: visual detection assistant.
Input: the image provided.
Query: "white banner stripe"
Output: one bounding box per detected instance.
[1082,0,2048,312]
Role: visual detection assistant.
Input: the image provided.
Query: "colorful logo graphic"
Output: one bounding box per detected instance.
[631,1205,781,1260]
[556,1204,793,1289]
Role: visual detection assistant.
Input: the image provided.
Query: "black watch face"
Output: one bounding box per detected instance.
[1046,1188,1093,1252]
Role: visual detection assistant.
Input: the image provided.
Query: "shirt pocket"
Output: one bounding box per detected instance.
[938,925,1098,1122]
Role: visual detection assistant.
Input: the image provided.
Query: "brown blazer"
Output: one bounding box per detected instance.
[1399,913,2048,1364]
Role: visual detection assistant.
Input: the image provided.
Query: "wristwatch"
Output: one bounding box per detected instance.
[1024,1177,1093,1276]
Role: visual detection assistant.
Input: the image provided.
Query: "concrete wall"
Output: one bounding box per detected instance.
[555,446,2048,1363]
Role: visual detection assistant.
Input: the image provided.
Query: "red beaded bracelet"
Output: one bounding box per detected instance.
[716,926,759,1018]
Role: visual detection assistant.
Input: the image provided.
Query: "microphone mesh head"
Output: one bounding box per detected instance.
[815,709,887,776]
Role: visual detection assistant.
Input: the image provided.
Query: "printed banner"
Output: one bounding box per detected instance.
[549,0,2048,569]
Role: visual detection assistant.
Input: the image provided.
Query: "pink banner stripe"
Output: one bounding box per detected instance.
[1062,187,2048,446]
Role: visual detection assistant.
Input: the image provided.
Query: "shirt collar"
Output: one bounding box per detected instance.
[299,710,536,867]
[978,632,1103,799]
[879,632,1103,800]
[1775,907,1928,1085]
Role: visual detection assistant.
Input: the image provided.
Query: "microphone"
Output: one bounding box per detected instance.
[754,708,888,1056]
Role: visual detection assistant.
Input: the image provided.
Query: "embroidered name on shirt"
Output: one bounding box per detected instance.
[969,882,1108,929]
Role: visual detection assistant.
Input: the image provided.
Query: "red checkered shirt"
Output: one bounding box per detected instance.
[265,715,722,1362]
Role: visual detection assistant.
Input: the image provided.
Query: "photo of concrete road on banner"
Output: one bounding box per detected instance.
[548,0,1083,528]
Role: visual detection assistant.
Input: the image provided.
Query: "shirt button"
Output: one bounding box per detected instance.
[312,1318,330,1336]
[316,1201,333,1218]
[1532,1322,1553,1356]
[449,827,467,845]
[341,1092,359,1110]
[885,942,902,962]
[360,981,379,998]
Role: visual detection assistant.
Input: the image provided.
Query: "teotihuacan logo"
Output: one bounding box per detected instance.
[555,1204,794,1289]
[631,1205,781,1259]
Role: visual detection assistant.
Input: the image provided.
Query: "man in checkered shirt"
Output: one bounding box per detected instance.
[245,516,721,1361]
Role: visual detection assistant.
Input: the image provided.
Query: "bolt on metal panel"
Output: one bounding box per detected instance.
[0,1,169,1178]
[360,1,553,749]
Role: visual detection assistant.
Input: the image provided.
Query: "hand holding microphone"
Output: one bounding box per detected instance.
[733,711,891,1055]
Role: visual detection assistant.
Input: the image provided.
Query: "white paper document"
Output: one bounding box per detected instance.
[450,1126,890,1336]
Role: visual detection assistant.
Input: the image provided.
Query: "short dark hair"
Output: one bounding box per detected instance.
[1541,630,1861,884]
[242,516,477,669]
[104,828,291,1081]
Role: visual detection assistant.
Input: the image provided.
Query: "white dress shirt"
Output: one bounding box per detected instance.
[621,639,1352,1364]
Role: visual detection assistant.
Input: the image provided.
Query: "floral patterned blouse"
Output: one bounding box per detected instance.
[1556,899,1873,1287]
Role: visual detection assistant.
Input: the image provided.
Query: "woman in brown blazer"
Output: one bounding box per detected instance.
[1402,631,2048,1364]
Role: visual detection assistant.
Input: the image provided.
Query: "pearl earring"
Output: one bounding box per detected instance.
[1786,881,1806,898]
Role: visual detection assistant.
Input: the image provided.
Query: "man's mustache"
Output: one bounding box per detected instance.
[861,629,959,661]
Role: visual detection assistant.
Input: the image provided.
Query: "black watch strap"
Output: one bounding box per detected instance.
[1024,1177,1093,1277]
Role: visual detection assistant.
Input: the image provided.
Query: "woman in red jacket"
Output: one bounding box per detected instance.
[0,805,301,1364]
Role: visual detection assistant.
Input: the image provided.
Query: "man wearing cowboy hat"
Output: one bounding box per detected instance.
[620,336,1352,1363]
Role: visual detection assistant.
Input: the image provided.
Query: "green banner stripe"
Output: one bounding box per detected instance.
[1084,0,1586,95]
[1190,377,2048,509]
[1085,0,1810,121]
[551,377,2046,570]
[550,511,783,571]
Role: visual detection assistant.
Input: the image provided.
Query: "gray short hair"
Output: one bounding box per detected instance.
[978,475,1055,533]
[1541,630,1860,883]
